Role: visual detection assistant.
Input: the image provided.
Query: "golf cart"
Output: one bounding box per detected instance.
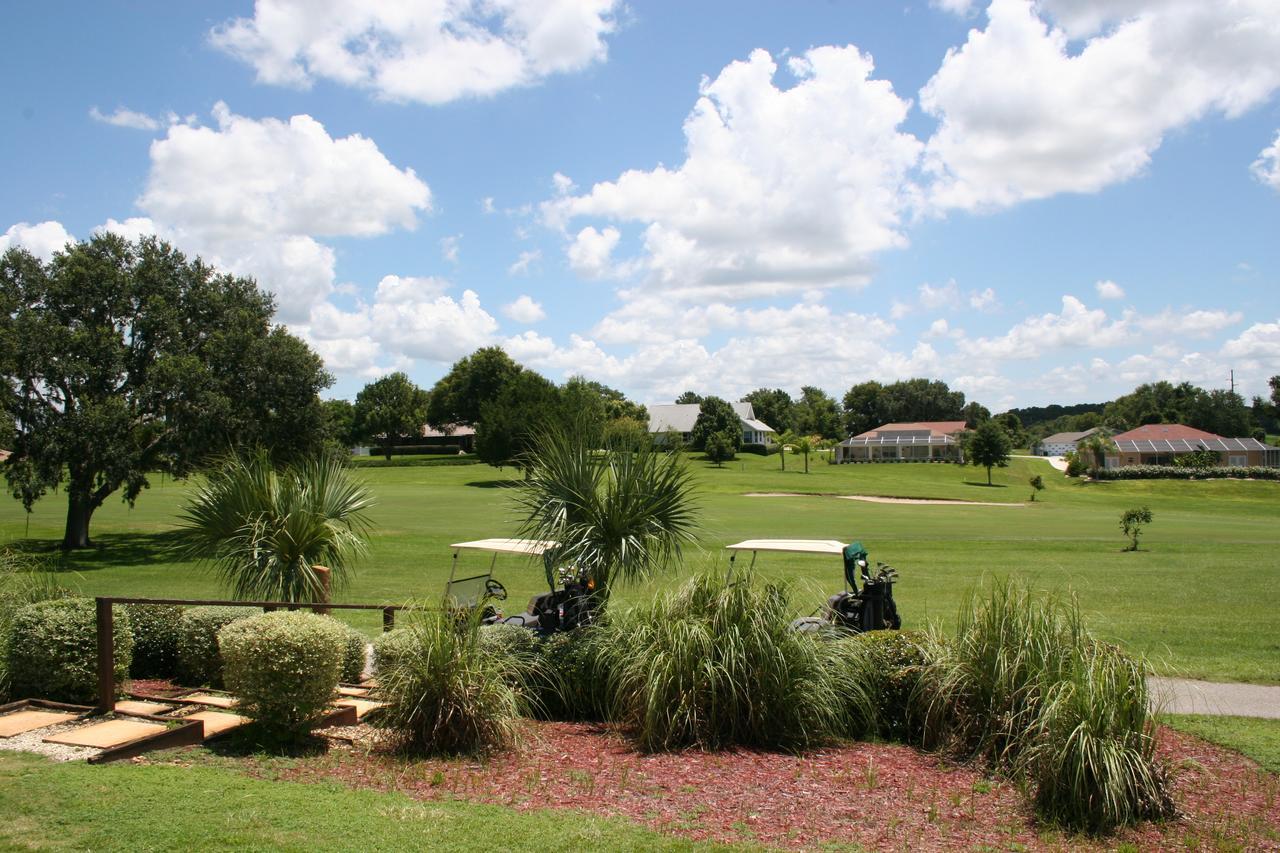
[444,538,600,633]
[723,539,902,634]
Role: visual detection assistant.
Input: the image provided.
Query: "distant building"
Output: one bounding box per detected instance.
[646,402,777,446]
[1034,427,1101,457]
[834,421,968,463]
[1104,424,1279,468]
[420,423,476,453]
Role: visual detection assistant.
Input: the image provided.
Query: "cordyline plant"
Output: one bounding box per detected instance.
[175,451,374,602]
[513,427,700,604]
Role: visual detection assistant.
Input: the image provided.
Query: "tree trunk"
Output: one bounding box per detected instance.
[63,493,95,550]
[383,434,394,461]
[986,465,993,485]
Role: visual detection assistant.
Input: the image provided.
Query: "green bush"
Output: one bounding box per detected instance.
[125,605,184,679]
[374,610,527,755]
[176,606,250,687]
[844,630,934,741]
[0,549,74,702]
[372,627,414,676]
[350,456,480,469]
[530,628,609,721]
[599,571,850,752]
[336,621,369,683]
[915,580,1173,833]
[220,612,346,741]
[1092,464,1279,481]
[6,598,133,704]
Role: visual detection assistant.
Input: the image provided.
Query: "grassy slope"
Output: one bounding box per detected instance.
[0,751,716,852]
[2,453,1277,681]
[1163,715,1280,773]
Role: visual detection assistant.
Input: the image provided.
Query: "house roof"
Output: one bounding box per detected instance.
[1114,436,1269,453]
[645,402,776,434]
[1112,424,1220,442]
[0,449,9,462]
[1039,427,1100,444]
[839,434,958,447]
[853,421,967,439]
[421,424,476,438]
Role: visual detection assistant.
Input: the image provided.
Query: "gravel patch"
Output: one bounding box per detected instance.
[0,721,101,762]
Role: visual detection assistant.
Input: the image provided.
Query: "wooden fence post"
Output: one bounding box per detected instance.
[95,598,114,714]
[313,566,331,616]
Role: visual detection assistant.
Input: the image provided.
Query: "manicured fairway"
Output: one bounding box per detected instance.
[2,453,1277,682]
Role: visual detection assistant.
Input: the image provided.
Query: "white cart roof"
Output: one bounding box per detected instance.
[450,538,558,555]
[724,539,848,555]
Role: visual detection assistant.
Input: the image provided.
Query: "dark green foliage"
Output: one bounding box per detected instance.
[793,386,842,439]
[371,627,413,676]
[740,388,794,434]
[426,347,521,429]
[1173,449,1221,468]
[0,549,73,700]
[561,376,649,441]
[962,401,991,428]
[689,396,739,451]
[842,378,968,437]
[176,606,250,687]
[319,399,357,451]
[1120,506,1153,551]
[125,604,184,679]
[1103,381,1254,436]
[6,598,133,703]
[1093,464,1279,481]
[966,420,1012,484]
[336,621,369,683]
[476,369,562,469]
[703,429,737,466]
[915,580,1172,833]
[673,391,702,404]
[374,609,527,755]
[220,612,347,742]
[530,629,610,721]
[846,630,934,741]
[598,571,859,752]
[0,234,332,549]
[601,416,650,452]
[353,373,430,461]
[1028,474,1045,501]
[350,455,480,469]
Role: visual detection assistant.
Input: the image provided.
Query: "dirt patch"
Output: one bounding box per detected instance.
[157,720,1280,851]
[744,492,1023,506]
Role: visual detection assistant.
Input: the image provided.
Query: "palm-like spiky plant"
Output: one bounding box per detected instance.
[514,428,700,603]
[175,451,374,602]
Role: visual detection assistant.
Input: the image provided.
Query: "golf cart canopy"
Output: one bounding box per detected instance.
[724,539,847,555]
[450,538,558,555]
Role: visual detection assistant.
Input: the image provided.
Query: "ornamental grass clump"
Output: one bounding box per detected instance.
[220,612,346,743]
[375,609,528,756]
[6,598,133,704]
[600,570,855,752]
[916,579,1173,833]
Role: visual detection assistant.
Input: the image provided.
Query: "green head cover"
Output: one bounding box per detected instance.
[843,541,868,590]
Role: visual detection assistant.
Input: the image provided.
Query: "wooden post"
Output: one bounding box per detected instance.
[382,607,395,632]
[95,598,114,714]
[313,566,331,616]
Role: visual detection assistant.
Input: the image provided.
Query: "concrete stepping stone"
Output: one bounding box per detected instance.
[0,710,77,738]
[176,693,238,709]
[336,686,370,697]
[335,698,385,719]
[44,719,166,748]
[186,710,250,739]
[114,700,173,716]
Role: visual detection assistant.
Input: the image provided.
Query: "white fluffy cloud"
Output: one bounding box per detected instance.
[0,221,74,261]
[960,295,1132,359]
[1095,279,1125,300]
[89,106,161,131]
[211,0,619,105]
[503,295,546,324]
[1252,131,1280,191]
[1221,319,1280,361]
[1137,308,1241,339]
[567,225,621,279]
[545,45,923,300]
[921,0,1280,210]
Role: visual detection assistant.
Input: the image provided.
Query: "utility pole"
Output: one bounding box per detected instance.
[1229,369,1235,394]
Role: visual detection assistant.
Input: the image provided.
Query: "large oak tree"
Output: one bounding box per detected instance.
[0,235,332,549]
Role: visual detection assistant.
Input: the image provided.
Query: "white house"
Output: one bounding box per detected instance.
[646,402,777,446]
[1033,427,1101,457]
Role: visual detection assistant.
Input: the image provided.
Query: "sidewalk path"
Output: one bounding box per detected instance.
[1011,454,1069,472]
[1149,677,1280,719]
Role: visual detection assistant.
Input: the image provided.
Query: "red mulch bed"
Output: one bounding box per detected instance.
[157,719,1278,851]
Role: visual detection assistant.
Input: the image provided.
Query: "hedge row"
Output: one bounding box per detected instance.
[351,455,481,469]
[363,444,466,457]
[1091,465,1280,481]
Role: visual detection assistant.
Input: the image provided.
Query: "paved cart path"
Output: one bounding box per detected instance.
[1150,677,1280,719]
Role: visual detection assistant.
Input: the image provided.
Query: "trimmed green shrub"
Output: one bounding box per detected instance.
[372,627,414,675]
[6,598,133,703]
[844,630,934,741]
[375,610,527,755]
[0,549,74,702]
[916,580,1173,833]
[336,621,369,683]
[176,606,250,687]
[530,628,609,721]
[599,571,847,752]
[125,604,184,679]
[220,611,346,741]
[1092,464,1279,481]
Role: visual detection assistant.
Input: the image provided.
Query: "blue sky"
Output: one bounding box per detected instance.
[3,0,1278,411]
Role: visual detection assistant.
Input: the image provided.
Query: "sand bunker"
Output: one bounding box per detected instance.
[744,492,1023,507]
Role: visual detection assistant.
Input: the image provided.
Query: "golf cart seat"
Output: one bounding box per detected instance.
[498,613,539,628]
[791,616,825,633]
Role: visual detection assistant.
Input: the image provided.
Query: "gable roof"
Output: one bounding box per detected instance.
[1114,436,1268,453]
[853,421,967,439]
[1112,424,1221,442]
[645,402,776,434]
[1040,427,1100,444]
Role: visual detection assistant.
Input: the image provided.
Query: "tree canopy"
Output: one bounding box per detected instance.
[426,346,521,428]
[674,391,703,405]
[353,373,430,460]
[1102,381,1253,436]
[475,370,562,470]
[966,420,1012,485]
[690,396,740,452]
[740,388,794,435]
[841,378,965,436]
[0,235,332,549]
[793,386,842,438]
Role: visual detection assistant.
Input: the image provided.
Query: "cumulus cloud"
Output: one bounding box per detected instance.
[1137,308,1241,338]
[90,106,162,131]
[1221,319,1280,361]
[211,0,619,105]
[921,0,1280,210]
[1252,131,1280,191]
[566,225,621,278]
[1095,279,1125,300]
[503,295,546,324]
[545,45,923,301]
[959,295,1132,360]
[0,221,75,261]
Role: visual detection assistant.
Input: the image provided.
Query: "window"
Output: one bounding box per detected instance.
[1228,455,1246,467]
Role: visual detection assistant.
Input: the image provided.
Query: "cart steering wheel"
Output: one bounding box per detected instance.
[485,578,508,601]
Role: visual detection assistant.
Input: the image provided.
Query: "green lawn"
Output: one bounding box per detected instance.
[1163,715,1280,773]
[3,452,1278,682]
[0,751,719,852]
